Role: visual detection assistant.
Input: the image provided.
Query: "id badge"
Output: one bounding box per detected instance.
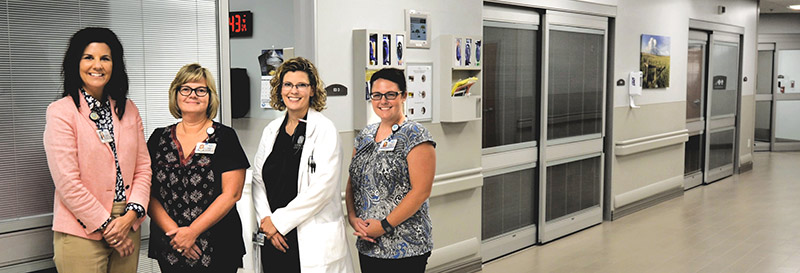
[195,142,217,154]
[96,129,113,143]
[378,139,398,152]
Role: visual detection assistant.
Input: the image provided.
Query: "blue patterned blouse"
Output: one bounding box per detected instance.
[349,120,436,259]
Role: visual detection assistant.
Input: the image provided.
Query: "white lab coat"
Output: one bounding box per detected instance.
[252,109,354,272]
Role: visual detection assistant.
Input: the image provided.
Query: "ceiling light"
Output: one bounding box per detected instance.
[789,5,800,10]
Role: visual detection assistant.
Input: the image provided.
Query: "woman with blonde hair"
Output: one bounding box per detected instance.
[147,63,249,273]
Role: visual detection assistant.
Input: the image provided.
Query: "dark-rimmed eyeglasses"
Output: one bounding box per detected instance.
[370,91,401,101]
[282,82,310,91]
[178,86,209,97]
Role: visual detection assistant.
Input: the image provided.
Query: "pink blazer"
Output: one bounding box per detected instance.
[43,92,151,240]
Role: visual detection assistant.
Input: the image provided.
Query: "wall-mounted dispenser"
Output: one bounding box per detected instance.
[629,71,643,108]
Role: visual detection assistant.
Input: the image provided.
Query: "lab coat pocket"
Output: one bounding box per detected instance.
[298,218,348,267]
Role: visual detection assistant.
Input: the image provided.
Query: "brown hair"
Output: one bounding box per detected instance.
[269,57,327,111]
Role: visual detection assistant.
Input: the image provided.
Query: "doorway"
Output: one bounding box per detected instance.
[755,44,774,151]
[685,22,743,185]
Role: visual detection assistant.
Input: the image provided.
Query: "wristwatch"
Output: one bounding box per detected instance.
[380,218,394,234]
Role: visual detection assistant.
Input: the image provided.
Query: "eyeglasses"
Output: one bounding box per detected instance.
[370,91,401,101]
[178,86,209,97]
[282,82,311,91]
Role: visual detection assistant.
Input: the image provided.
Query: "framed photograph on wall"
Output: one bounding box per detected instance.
[640,34,671,89]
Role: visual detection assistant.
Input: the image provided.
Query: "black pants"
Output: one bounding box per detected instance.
[157,260,239,273]
[358,252,431,273]
[260,229,301,273]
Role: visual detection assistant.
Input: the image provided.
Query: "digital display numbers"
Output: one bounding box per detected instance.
[229,11,252,37]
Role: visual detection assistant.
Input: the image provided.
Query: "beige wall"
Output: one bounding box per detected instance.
[608,0,758,215]
[611,102,686,205]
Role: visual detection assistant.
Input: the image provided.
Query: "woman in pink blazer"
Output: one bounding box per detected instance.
[43,27,151,273]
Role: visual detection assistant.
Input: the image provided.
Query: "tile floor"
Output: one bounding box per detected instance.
[481,152,800,273]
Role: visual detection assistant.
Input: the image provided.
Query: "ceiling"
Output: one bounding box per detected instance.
[761,0,800,13]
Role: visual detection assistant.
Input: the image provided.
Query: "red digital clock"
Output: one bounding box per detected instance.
[229,11,252,37]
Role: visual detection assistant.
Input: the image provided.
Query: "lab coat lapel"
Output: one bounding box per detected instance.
[297,111,318,192]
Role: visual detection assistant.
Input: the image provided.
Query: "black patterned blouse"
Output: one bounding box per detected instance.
[80,89,144,232]
[147,122,249,268]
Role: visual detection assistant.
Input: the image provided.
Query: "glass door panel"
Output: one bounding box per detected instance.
[775,101,800,142]
[755,49,774,151]
[685,135,703,175]
[685,32,707,189]
[545,157,600,221]
[547,29,603,142]
[483,23,538,149]
[686,42,705,121]
[705,34,739,183]
[708,129,735,170]
[482,169,537,240]
[540,11,606,243]
[755,101,772,142]
[774,49,800,151]
[481,10,540,260]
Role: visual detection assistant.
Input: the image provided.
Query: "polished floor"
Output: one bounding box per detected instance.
[481,152,800,273]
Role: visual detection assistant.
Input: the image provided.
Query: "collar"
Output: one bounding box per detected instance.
[81,88,110,111]
[269,109,321,137]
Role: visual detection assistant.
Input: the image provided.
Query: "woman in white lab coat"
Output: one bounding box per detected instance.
[251,57,353,272]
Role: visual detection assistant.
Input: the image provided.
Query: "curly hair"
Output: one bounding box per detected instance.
[269,57,327,111]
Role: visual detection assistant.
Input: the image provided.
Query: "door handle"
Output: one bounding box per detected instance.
[693,99,701,104]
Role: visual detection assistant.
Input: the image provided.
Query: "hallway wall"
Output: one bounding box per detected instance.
[608,0,758,216]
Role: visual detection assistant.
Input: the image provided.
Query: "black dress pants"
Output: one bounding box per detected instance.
[358,252,431,273]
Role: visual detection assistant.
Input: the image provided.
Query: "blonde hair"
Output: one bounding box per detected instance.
[269,57,327,111]
[168,63,219,119]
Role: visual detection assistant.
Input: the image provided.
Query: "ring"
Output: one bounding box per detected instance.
[111,240,118,245]
[177,249,183,253]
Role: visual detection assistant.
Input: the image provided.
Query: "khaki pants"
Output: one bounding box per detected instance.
[53,202,141,273]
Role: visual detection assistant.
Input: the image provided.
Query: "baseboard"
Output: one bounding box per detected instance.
[611,186,683,220]
[738,160,753,173]
[427,257,482,273]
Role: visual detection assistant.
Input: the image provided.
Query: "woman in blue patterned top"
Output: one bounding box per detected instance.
[346,68,436,272]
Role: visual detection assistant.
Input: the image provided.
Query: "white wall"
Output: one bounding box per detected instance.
[612,0,759,108]
[315,1,482,131]
[313,1,484,271]
[229,0,294,119]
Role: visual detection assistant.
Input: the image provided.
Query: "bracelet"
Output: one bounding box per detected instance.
[380,218,394,234]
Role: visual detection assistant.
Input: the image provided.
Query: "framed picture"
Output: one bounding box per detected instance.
[640,34,671,89]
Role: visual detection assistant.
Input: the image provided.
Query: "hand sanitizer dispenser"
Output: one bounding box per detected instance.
[629,71,643,108]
